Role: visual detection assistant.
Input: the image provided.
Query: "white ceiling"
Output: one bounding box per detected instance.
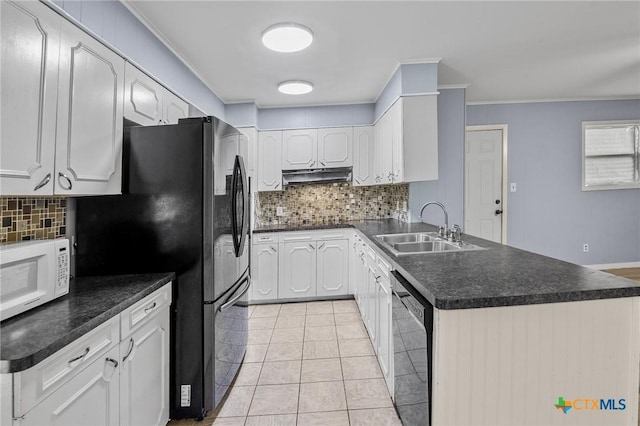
[126,1,640,108]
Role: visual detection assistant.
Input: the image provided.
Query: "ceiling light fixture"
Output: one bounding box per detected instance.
[262,23,313,53]
[278,80,313,95]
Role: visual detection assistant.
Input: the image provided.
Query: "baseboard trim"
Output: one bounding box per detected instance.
[583,261,640,270]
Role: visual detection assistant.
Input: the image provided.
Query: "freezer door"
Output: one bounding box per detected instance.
[204,272,250,411]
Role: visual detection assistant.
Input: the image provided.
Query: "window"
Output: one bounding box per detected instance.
[582,120,640,191]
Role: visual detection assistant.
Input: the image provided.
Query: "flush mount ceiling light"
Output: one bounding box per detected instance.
[262,23,313,53]
[278,80,314,95]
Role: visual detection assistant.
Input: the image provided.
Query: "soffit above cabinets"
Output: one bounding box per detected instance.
[124,1,640,107]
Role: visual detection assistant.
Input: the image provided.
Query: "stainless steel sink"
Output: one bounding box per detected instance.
[375,232,487,256]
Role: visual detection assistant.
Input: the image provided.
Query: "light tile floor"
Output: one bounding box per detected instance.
[168,300,402,426]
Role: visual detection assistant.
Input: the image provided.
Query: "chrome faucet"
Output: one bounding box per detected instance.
[419,201,449,238]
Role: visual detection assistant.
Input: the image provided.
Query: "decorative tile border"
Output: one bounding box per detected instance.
[255,183,408,227]
[0,197,67,244]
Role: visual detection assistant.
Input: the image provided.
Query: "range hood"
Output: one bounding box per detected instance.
[282,167,353,186]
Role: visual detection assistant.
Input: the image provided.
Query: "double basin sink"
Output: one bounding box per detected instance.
[376,232,486,256]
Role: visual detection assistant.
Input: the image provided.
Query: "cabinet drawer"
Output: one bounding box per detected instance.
[281,233,314,242]
[317,232,348,240]
[14,316,120,416]
[253,233,279,244]
[120,283,172,340]
[377,256,392,279]
[363,244,376,262]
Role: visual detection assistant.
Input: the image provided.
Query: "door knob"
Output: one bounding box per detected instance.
[495,209,503,215]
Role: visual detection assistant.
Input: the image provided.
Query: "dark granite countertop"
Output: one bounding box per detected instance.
[256,219,640,310]
[0,273,174,373]
[351,220,640,309]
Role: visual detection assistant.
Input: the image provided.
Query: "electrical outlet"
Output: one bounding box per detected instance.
[510,183,517,192]
[276,206,284,216]
[583,243,589,253]
[180,385,191,407]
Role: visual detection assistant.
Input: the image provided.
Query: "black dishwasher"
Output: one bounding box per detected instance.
[391,270,433,426]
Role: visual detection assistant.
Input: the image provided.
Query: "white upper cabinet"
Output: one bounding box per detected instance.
[0,1,60,196]
[374,96,438,184]
[317,127,353,168]
[258,131,283,191]
[124,63,188,126]
[162,90,188,124]
[353,126,375,186]
[238,127,257,180]
[282,129,318,170]
[55,20,125,196]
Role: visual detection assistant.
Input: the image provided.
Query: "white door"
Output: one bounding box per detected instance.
[0,0,60,196]
[317,127,352,168]
[123,62,163,126]
[119,310,170,426]
[282,129,317,170]
[251,244,278,301]
[317,239,349,297]
[353,126,375,186]
[162,91,188,125]
[20,347,120,426]
[55,22,124,195]
[279,241,316,299]
[465,128,505,243]
[257,131,282,191]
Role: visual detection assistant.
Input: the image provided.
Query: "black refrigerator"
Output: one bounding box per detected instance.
[76,117,250,419]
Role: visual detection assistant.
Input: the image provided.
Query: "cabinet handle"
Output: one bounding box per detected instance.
[270,245,277,252]
[122,338,134,362]
[158,119,163,124]
[105,357,119,368]
[318,243,325,250]
[310,161,316,167]
[274,183,280,189]
[144,302,157,313]
[33,173,51,191]
[68,347,90,364]
[320,161,326,167]
[354,178,361,184]
[58,172,73,190]
[309,243,315,250]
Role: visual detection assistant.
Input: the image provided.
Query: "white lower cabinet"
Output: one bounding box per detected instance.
[119,304,170,426]
[376,273,393,394]
[251,243,279,301]
[19,346,121,426]
[316,239,349,297]
[7,283,171,426]
[279,241,317,299]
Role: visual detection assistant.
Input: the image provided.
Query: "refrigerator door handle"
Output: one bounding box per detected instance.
[204,268,250,305]
[231,156,241,256]
[219,275,250,312]
[237,155,249,256]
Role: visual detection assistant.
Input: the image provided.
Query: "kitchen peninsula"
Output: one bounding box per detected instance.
[253,219,640,426]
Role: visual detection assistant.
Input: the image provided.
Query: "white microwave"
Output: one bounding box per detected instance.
[0,239,70,321]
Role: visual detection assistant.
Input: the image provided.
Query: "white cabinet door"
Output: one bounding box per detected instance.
[258,131,283,191]
[55,22,124,195]
[19,346,120,426]
[119,308,170,426]
[376,274,393,394]
[238,127,257,181]
[163,90,188,125]
[123,62,163,126]
[282,129,317,170]
[0,0,60,196]
[365,259,378,349]
[402,95,438,182]
[353,126,375,186]
[279,241,316,299]
[389,100,404,183]
[317,127,352,168]
[316,239,349,297]
[375,112,393,185]
[251,244,279,301]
